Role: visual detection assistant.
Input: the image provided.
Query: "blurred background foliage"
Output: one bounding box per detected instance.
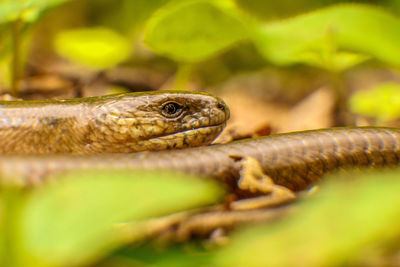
[1,0,400,123]
[2,0,400,266]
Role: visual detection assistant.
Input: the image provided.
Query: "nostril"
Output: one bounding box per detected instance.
[217,102,225,111]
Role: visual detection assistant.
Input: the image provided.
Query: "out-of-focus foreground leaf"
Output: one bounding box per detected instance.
[20,170,222,267]
[253,4,400,70]
[349,82,400,122]
[215,169,400,266]
[144,0,248,62]
[100,243,213,267]
[54,27,132,70]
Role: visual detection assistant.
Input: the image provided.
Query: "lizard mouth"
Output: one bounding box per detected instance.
[141,123,226,151]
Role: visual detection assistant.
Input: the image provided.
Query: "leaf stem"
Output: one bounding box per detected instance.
[174,64,192,90]
[329,70,355,126]
[11,17,23,97]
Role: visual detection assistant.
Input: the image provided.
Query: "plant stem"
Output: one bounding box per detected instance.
[329,70,355,126]
[11,18,23,97]
[173,63,192,90]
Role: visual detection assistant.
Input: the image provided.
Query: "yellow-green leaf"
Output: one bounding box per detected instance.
[144,0,247,62]
[253,4,400,70]
[349,82,400,121]
[54,27,132,70]
[0,0,71,23]
[21,170,222,266]
[215,169,400,266]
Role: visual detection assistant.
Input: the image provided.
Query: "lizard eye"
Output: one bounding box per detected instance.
[161,102,183,118]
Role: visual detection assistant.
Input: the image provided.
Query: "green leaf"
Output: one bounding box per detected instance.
[21,170,222,266]
[214,169,400,266]
[253,4,400,70]
[349,82,400,121]
[0,0,72,23]
[102,243,213,267]
[54,27,132,70]
[144,0,247,62]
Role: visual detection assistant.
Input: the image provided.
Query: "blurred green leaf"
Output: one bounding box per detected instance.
[54,27,132,70]
[253,4,400,70]
[101,243,213,267]
[349,82,400,121]
[102,0,169,34]
[144,0,248,62]
[0,0,72,23]
[0,188,27,267]
[215,168,400,266]
[21,170,222,266]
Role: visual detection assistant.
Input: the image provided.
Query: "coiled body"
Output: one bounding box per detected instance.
[1,127,399,191]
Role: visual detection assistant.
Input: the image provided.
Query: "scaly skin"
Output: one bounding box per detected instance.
[0,91,229,154]
[1,127,400,191]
